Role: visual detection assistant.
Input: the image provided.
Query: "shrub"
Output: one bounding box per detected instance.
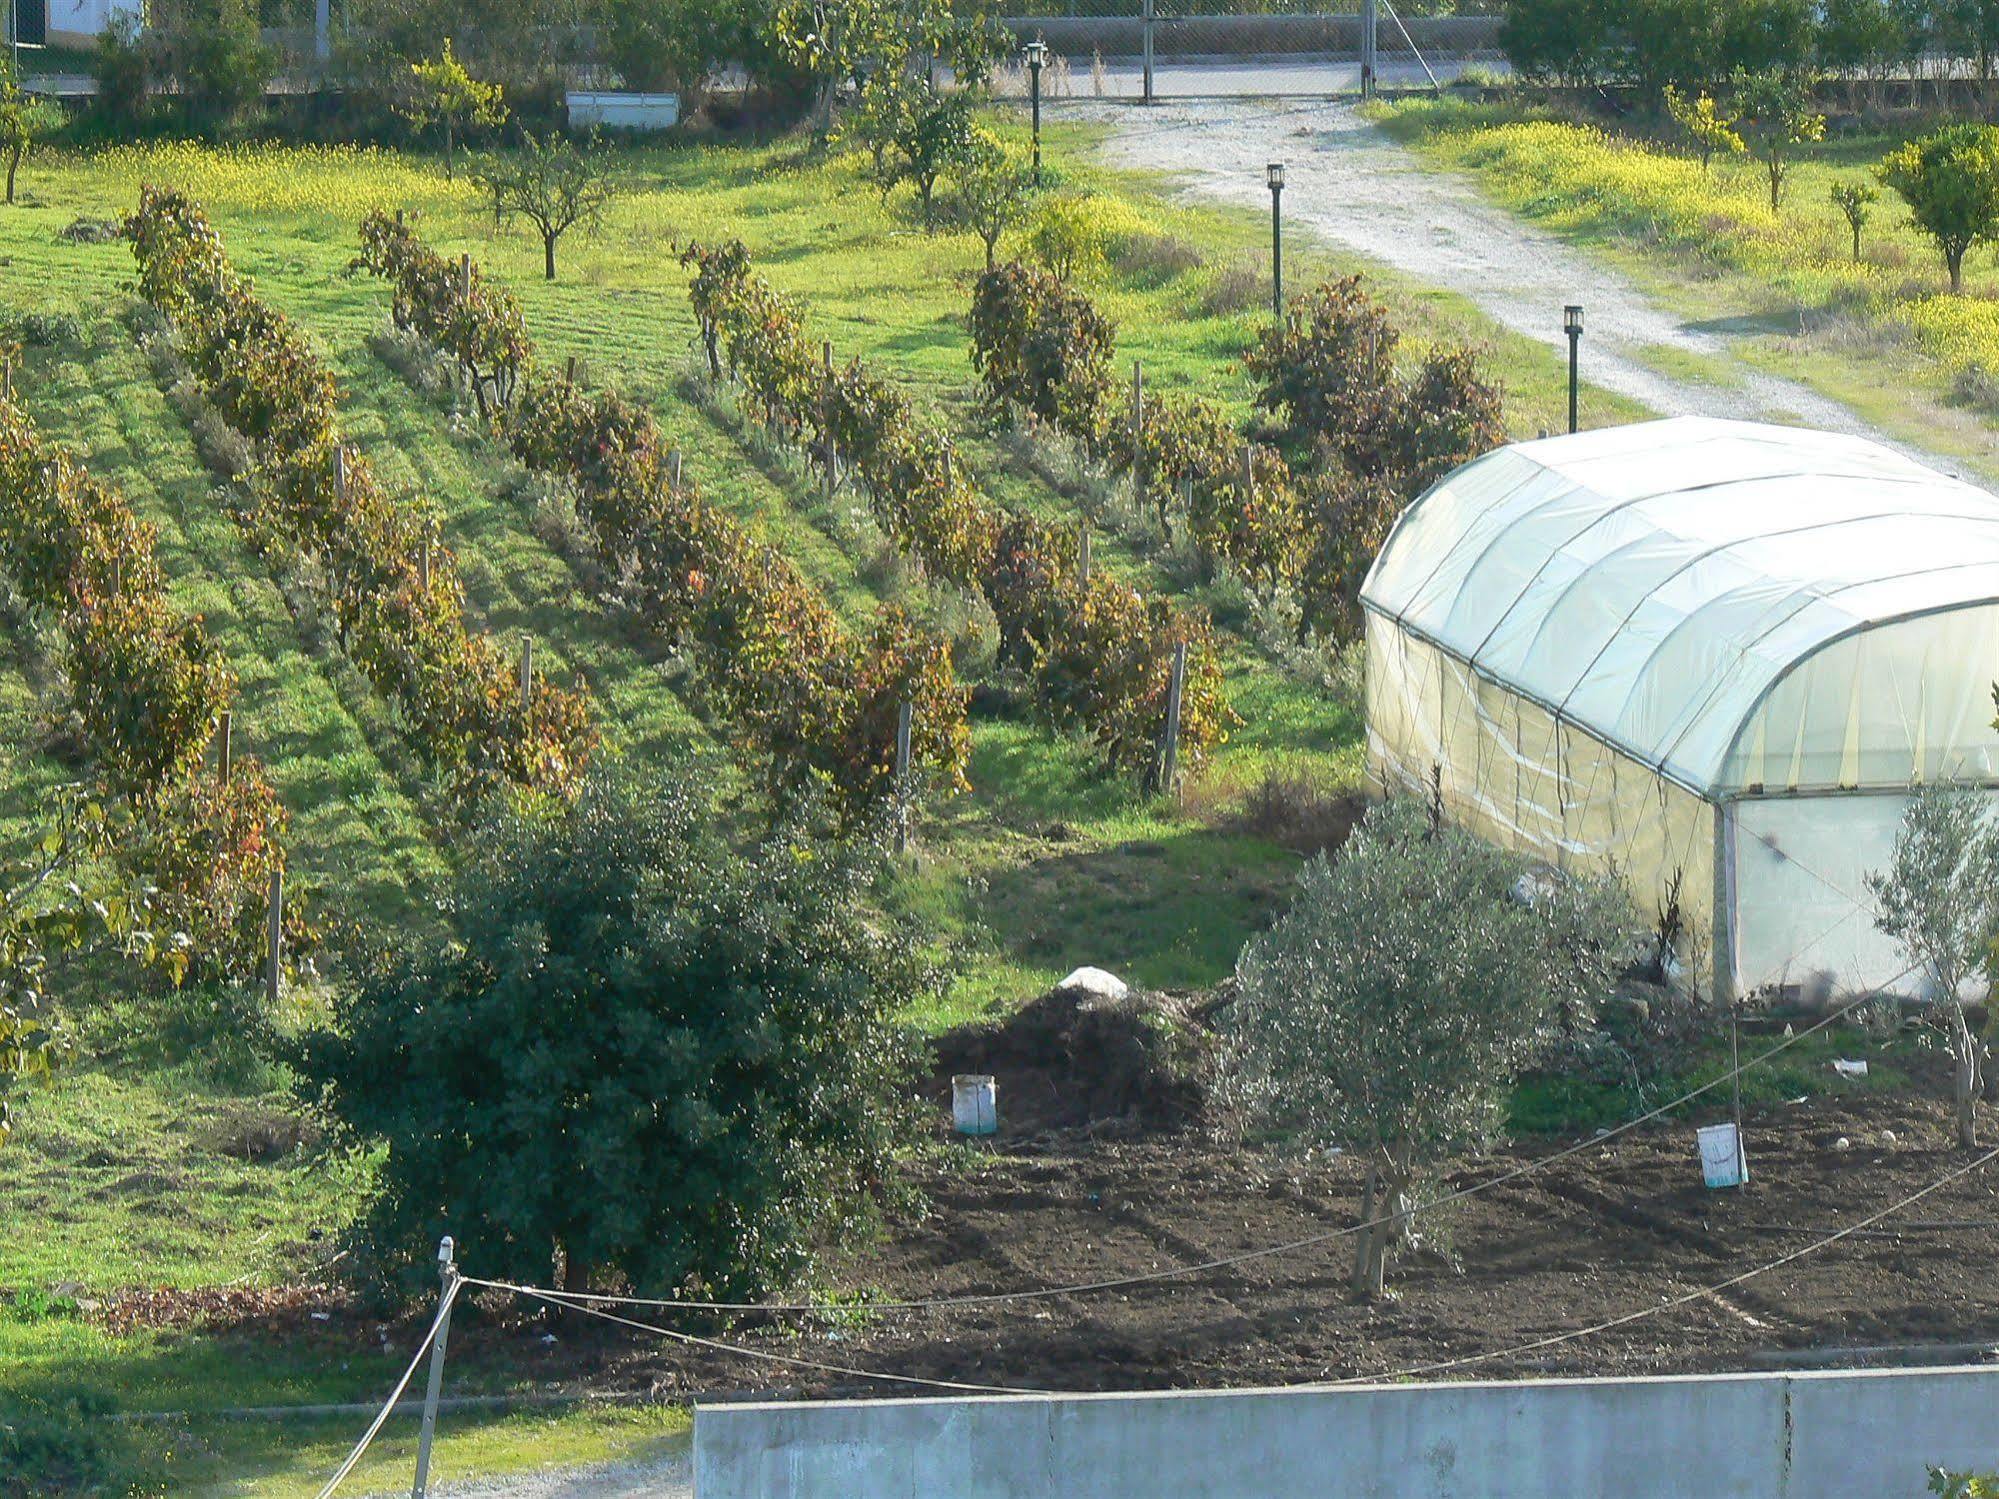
[129,187,594,800]
[296,767,924,1300]
[359,218,970,810]
[686,239,1231,777]
[967,259,1117,450]
[1220,797,1629,1296]
[1879,122,1999,295]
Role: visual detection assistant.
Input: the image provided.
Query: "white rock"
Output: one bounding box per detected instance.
[1056,966,1128,1002]
[1834,1136,1851,1150]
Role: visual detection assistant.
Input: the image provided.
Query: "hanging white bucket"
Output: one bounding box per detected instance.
[1697,1121,1748,1189]
[952,1074,997,1136]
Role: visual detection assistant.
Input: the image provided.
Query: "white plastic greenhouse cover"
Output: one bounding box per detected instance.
[1362,417,1999,797]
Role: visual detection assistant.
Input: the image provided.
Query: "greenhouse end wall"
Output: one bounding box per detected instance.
[1365,612,1723,992]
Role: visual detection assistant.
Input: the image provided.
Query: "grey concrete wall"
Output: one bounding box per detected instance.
[694,1364,1999,1498]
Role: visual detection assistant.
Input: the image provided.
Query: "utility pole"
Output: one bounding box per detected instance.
[1360,0,1378,97]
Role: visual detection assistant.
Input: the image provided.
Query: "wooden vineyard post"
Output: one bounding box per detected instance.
[110,552,123,596]
[1129,358,1146,513]
[1078,522,1092,587]
[216,710,233,786]
[669,449,683,492]
[822,341,837,507]
[1158,640,1187,798]
[333,445,349,501]
[459,253,472,301]
[894,699,913,856]
[266,863,283,1008]
[519,636,534,715]
[418,537,431,591]
[565,355,578,385]
[1,352,12,402]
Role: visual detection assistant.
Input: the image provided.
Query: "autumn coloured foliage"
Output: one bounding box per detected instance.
[127,187,593,800]
[685,241,1232,778]
[354,211,969,809]
[0,390,290,979]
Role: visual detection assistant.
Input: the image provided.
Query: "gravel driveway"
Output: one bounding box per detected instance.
[1094,99,1961,466]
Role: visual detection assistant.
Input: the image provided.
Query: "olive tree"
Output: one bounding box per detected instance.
[1663,85,1743,175]
[1832,179,1879,263]
[1220,797,1629,1299]
[295,768,924,1300]
[1867,782,1999,1150]
[1878,123,1999,295]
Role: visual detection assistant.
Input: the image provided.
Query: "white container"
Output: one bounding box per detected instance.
[565,91,681,132]
[952,1074,997,1136]
[1698,1121,1748,1189]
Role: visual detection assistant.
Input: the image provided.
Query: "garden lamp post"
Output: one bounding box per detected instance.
[1564,303,1584,434]
[1025,40,1049,187]
[1267,162,1286,320]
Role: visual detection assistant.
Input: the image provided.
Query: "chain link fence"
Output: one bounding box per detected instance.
[993,4,1505,100]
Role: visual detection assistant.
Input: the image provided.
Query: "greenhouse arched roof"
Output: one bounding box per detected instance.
[1361,417,1999,797]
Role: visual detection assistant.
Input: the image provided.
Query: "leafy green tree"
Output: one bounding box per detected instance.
[1498,0,1617,88]
[892,90,975,228]
[148,0,273,136]
[953,130,1035,269]
[479,133,620,280]
[1220,798,1628,1298]
[1867,783,1999,1150]
[0,66,62,207]
[1663,84,1744,175]
[296,768,924,1299]
[398,38,507,182]
[1735,71,1825,212]
[1879,122,1999,294]
[1832,179,1879,261]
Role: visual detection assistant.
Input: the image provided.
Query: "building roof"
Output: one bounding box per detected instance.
[1361,417,1999,797]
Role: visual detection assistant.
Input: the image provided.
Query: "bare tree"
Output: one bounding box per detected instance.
[479,133,619,281]
[1868,782,1999,1149]
[1219,796,1628,1298]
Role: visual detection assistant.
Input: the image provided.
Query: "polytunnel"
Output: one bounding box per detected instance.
[1360,416,1999,1000]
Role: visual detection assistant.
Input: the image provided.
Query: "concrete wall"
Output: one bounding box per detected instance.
[695,1364,1999,1498]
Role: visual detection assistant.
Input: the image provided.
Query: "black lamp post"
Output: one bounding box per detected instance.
[1267,162,1285,320]
[1025,40,1049,188]
[1564,303,1584,435]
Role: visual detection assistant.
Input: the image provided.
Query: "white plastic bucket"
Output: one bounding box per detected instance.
[1698,1121,1748,1188]
[952,1074,997,1136]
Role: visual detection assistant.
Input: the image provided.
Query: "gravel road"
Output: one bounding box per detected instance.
[1094,99,1956,462]
[358,1448,691,1498]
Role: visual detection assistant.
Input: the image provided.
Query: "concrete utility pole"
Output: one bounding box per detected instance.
[1360,0,1378,97]
[315,0,330,62]
[411,1236,459,1498]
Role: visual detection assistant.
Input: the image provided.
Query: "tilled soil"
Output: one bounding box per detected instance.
[427,1085,1999,1400]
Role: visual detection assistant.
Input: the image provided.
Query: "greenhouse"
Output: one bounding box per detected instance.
[1361,416,1999,1001]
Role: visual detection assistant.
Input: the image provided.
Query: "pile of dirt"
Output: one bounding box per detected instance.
[930,983,1214,1137]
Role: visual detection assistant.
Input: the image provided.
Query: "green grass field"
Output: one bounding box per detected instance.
[0,113,1651,1488]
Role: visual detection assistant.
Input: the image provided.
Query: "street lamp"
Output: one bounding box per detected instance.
[1267,162,1285,320]
[1024,40,1049,188]
[1563,303,1584,435]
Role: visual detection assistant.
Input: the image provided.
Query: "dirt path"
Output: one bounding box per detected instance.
[1094,100,1951,460]
[365,1449,691,1499]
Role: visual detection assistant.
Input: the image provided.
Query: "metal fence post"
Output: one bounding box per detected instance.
[1361,0,1379,97]
[266,863,283,1009]
[1142,0,1156,104]
[411,1236,459,1499]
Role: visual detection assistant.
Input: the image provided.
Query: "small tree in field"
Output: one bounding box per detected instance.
[1663,85,1744,175]
[296,769,923,1300]
[892,90,976,228]
[1736,72,1825,212]
[481,133,619,280]
[1832,179,1878,262]
[953,131,1034,269]
[0,67,63,206]
[1867,783,1999,1150]
[1878,123,1999,295]
[399,39,507,182]
[1220,797,1628,1298]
